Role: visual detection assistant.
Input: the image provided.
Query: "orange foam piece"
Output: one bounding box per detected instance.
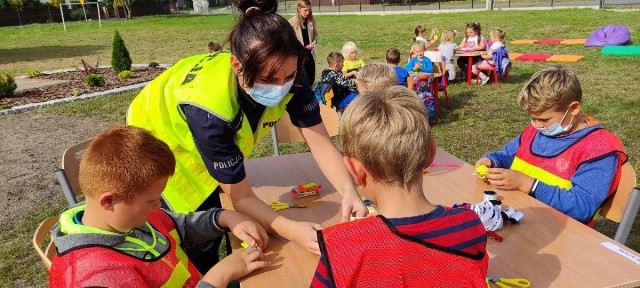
[545,54,584,63]
[509,52,524,60]
[511,39,537,44]
[560,39,587,45]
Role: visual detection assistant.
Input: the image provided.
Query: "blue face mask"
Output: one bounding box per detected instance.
[531,108,574,137]
[247,78,295,107]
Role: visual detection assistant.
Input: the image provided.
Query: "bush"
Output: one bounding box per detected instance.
[118,70,134,80]
[111,30,132,73]
[86,74,105,87]
[0,74,17,98]
[25,69,42,78]
[69,7,86,21]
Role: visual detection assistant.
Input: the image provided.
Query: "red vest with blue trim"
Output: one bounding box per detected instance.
[318,215,488,288]
[512,122,627,199]
[49,209,201,288]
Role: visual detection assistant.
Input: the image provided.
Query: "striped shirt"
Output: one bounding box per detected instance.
[310,206,487,288]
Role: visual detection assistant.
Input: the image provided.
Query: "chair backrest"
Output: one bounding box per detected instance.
[272,104,340,155]
[423,51,447,89]
[56,139,92,206]
[423,51,444,64]
[32,215,59,270]
[601,162,637,223]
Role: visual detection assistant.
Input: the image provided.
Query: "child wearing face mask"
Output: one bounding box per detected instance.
[475,65,627,226]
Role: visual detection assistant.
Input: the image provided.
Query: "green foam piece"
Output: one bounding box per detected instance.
[601,45,640,56]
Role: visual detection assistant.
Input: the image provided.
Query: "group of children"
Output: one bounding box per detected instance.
[47,25,626,288]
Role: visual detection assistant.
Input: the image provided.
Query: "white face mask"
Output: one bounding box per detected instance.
[531,108,574,137]
[247,78,295,107]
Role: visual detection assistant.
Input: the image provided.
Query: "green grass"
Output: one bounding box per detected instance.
[1,8,640,286]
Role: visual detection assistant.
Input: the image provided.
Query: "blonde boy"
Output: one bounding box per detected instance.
[404,41,433,73]
[476,66,627,224]
[310,86,488,287]
[49,126,269,288]
[356,62,398,93]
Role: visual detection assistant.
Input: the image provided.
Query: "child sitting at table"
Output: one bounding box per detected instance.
[341,41,365,79]
[473,27,510,85]
[413,25,438,50]
[475,65,627,225]
[405,41,434,73]
[49,126,270,288]
[356,62,397,93]
[438,29,458,81]
[456,22,486,81]
[319,52,359,111]
[310,86,488,288]
[385,48,409,87]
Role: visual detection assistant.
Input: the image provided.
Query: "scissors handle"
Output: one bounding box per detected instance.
[500,278,530,288]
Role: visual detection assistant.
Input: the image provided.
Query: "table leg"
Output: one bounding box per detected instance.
[431,76,439,124]
[467,56,473,86]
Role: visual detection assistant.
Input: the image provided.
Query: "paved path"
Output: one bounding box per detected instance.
[14,76,68,92]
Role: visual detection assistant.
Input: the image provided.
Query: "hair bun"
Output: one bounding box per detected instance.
[234,0,277,15]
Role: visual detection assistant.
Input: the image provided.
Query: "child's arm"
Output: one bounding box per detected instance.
[332,72,357,91]
[404,57,417,72]
[201,246,270,288]
[529,154,618,223]
[165,208,268,249]
[420,59,434,73]
[476,38,486,51]
[475,134,521,169]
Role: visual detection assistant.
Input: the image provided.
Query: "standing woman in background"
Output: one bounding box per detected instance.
[289,0,318,85]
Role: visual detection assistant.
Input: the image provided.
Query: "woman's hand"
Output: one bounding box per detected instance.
[485,168,534,192]
[340,187,367,223]
[218,210,269,250]
[289,221,324,255]
[201,246,270,287]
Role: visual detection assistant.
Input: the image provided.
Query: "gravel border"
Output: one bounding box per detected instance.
[1,64,171,116]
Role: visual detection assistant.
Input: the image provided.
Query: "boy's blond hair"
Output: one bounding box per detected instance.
[489,28,506,42]
[357,62,397,92]
[79,125,176,203]
[411,40,426,52]
[518,65,582,114]
[340,86,432,189]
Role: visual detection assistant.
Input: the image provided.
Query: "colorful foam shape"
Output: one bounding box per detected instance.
[534,39,563,45]
[561,39,587,45]
[509,52,524,60]
[546,54,584,63]
[515,54,552,61]
[585,24,631,47]
[601,45,640,56]
[511,39,537,44]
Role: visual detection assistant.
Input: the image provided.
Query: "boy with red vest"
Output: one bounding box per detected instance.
[310,86,488,288]
[49,126,270,287]
[475,65,627,225]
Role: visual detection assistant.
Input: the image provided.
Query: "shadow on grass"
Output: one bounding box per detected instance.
[504,70,535,85]
[0,45,107,65]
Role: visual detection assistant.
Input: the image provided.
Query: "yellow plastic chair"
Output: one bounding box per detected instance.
[600,162,640,244]
[55,140,92,206]
[32,215,59,270]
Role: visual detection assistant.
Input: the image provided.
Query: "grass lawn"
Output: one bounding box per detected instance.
[1,8,640,286]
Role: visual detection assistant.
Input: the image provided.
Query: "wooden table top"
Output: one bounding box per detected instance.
[221,150,640,288]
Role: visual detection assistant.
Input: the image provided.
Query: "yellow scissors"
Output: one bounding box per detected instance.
[486,277,530,288]
[269,200,307,211]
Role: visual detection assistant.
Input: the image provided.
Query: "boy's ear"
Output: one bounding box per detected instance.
[343,156,368,186]
[425,138,437,169]
[569,101,581,116]
[98,192,118,211]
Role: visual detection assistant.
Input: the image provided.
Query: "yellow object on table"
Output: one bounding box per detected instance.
[270,200,307,211]
[475,164,489,178]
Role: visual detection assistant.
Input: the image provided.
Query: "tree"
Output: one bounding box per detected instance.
[111,30,132,73]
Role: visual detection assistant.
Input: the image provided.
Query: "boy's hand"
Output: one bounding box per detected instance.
[475,157,493,170]
[341,187,367,223]
[201,247,270,287]
[485,168,534,192]
[289,221,323,255]
[219,210,269,250]
[415,62,422,70]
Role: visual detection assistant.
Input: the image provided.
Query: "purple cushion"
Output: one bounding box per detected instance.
[585,24,631,47]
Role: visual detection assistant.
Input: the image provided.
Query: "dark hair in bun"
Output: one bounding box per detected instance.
[228,0,306,87]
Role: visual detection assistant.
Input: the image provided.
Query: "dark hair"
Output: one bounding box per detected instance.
[207,41,222,53]
[327,52,344,66]
[386,48,401,64]
[465,22,482,41]
[228,0,306,87]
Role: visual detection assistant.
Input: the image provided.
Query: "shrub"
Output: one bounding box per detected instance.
[86,74,105,87]
[0,74,17,98]
[118,70,134,80]
[69,7,86,21]
[111,30,132,73]
[72,87,81,97]
[0,104,10,111]
[25,69,42,78]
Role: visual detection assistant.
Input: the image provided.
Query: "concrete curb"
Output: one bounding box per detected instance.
[1,64,171,116]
